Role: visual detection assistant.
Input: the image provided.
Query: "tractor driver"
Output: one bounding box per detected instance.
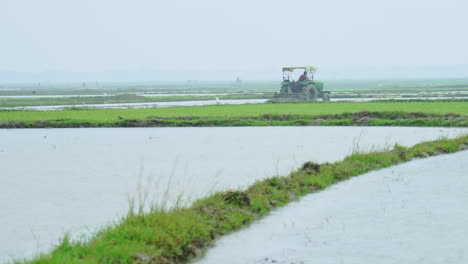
[298,71,308,81]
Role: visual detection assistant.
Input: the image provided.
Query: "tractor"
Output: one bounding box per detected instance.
[273,66,330,101]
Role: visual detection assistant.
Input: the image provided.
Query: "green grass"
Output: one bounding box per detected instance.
[1,101,467,128]
[3,115,464,128]
[12,135,468,264]
[1,101,467,123]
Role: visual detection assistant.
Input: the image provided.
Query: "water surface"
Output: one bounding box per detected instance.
[198,151,468,264]
[1,99,267,110]
[0,127,466,262]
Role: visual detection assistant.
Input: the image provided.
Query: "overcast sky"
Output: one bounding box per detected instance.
[1,0,467,80]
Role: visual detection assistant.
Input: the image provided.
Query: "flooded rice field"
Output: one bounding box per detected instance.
[1,88,467,110]
[3,99,268,110]
[197,150,468,264]
[0,93,232,98]
[0,127,466,262]
[3,97,467,111]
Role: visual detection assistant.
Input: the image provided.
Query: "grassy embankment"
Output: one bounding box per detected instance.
[14,135,468,264]
[330,93,468,99]
[1,101,467,128]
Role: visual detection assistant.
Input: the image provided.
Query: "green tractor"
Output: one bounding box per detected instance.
[274,66,330,101]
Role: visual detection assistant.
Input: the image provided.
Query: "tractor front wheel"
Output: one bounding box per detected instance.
[322,93,330,102]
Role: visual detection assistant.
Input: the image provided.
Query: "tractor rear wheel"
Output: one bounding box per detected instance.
[301,88,311,100]
[308,85,318,100]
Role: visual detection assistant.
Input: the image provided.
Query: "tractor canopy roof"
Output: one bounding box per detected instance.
[282,66,317,73]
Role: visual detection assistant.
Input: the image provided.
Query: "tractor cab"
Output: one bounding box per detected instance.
[282,66,316,82]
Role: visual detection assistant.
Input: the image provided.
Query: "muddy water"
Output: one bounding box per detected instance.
[197,151,468,264]
[0,127,466,262]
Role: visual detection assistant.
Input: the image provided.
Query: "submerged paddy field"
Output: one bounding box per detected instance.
[3,126,465,263]
[10,135,468,264]
[0,92,467,108]
[2,78,468,95]
[1,78,467,108]
[0,101,467,128]
[2,79,467,263]
[4,126,465,263]
[0,94,270,108]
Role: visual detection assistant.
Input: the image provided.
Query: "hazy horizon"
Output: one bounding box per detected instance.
[2,0,468,82]
[1,64,468,83]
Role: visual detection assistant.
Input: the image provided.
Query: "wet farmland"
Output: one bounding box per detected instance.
[0,127,466,262]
